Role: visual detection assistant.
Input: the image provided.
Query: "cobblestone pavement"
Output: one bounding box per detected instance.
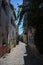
[0,41,43,65]
[0,42,27,65]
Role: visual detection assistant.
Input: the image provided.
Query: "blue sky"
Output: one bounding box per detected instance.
[11,0,23,9]
[11,0,23,35]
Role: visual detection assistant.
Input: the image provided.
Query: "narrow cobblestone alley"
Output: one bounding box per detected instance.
[0,41,43,65]
[0,42,27,65]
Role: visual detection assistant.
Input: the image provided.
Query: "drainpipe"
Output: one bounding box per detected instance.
[0,0,2,26]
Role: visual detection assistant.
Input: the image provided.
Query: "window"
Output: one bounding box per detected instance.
[12,31,14,37]
[11,17,15,26]
[2,38,6,45]
[11,17,13,24]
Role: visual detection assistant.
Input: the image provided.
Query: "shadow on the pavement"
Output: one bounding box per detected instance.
[23,45,43,65]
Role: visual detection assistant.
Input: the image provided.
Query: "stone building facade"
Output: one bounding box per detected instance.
[0,0,17,57]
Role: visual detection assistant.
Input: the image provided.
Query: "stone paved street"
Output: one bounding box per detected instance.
[0,42,27,65]
[0,41,43,65]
